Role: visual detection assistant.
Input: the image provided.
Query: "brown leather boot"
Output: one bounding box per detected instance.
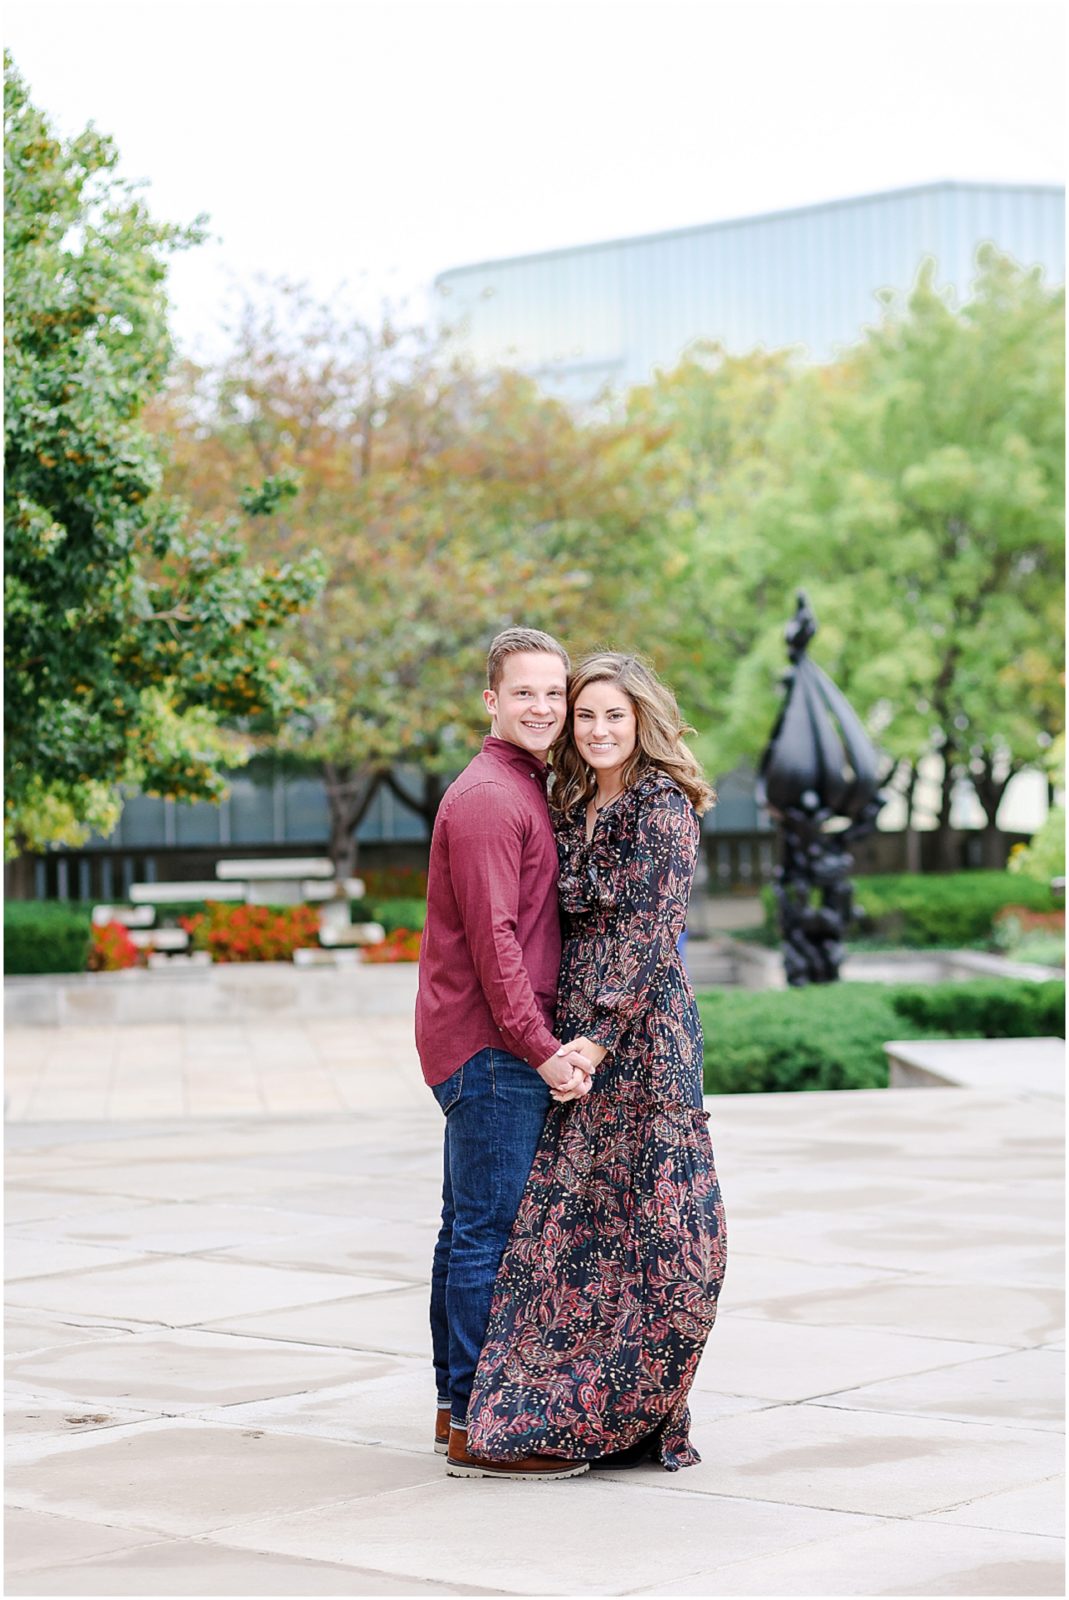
[434,1407,451,1455]
[445,1425,589,1480]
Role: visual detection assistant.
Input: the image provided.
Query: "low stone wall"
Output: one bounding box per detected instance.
[4,960,419,1027]
[719,939,1056,990]
[885,1036,1064,1094]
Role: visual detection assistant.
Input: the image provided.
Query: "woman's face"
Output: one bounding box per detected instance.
[573,679,638,781]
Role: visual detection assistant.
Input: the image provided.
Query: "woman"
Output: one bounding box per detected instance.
[466,652,727,1472]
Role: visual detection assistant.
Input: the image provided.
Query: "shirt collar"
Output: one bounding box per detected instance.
[482,735,550,787]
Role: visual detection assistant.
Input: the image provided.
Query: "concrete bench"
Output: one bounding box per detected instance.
[885,1037,1064,1096]
[127,929,190,952]
[213,860,364,906]
[215,857,335,880]
[130,881,245,905]
[92,905,156,928]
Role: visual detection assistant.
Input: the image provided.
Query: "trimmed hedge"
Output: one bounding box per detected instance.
[759,871,1059,950]
[5,902,92,975]
[698,978,1065,1095]
[890,980,1065,1039]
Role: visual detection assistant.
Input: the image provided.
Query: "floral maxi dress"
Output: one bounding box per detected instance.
[467,772,727,1470]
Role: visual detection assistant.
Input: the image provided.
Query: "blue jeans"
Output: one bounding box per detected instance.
[430,1047,550,1427]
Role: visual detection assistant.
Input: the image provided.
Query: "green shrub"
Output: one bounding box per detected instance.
[5,901,92,975]
[1009,804,1066,887]
[760,872,1057,950]
[370,897,427,934]
[890,980,1065,1039]
[699,977,1065,1095]
[699,984,911,1094]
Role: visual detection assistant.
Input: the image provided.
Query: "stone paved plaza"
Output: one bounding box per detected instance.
[4,971,1065,1596]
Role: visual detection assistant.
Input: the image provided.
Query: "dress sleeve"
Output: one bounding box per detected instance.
[586,787,698,1055]
[446,781,562,1070]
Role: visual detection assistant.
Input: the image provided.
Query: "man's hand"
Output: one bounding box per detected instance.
[537,1047,594,1098]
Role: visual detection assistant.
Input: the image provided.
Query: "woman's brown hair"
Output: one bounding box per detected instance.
[552,652,716,817]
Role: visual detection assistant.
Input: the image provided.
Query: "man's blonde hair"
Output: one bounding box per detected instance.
[486,628,570,691]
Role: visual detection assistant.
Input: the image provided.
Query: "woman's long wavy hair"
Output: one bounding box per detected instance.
[552,652,716,818]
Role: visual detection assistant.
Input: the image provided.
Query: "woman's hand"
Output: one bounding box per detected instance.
[559,1036,607,1070]
[550,1037,607,1102]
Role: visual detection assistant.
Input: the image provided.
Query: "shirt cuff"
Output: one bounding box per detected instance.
[523,1026,563,1071]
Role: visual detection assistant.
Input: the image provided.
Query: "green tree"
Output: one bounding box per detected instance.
[4,56,323,860]
[647,254,1064,864]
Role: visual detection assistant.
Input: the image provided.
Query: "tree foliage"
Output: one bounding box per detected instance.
[154,287,663,870]
[3,56,323,857]
[643,252,1064,856]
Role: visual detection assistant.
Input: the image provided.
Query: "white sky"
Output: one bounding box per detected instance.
[5,0,1064,359]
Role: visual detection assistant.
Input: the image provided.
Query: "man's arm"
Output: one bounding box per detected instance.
[446,781,576,1079]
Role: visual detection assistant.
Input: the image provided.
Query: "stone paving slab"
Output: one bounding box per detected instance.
[6,1521,505,1596]
[923,1474,1064,1536]
[591,1403,1063,1517]
[205,1475,881,1596]
[817,1345,1065,1431]
[629,1522,1064,1597]
[7,1254,405,1328]
[6,1417,444,1534]
[5,998,423,1121]
[5,1506,165,1577]
[6,1330,401,1414]
[4,1053,1064,1596]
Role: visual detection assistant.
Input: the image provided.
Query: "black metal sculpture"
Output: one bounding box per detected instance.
[757,592,887,986]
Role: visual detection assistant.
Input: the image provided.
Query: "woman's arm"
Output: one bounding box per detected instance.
[584,787,699,1056]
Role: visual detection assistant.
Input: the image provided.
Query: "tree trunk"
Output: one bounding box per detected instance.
[4,847,35,901]
[935,744,958,871]
[322,763,382,878]
[971,752,1018,873]
[901,760,922,874]
[383,768,447,830]
[979,824,1005,869]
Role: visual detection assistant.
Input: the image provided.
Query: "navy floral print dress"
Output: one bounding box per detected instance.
[467,771,727,1470]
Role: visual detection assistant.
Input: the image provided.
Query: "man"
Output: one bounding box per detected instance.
[415,627,593,1481]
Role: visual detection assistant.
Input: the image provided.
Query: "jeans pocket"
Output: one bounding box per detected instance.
[432,1065,464,1114]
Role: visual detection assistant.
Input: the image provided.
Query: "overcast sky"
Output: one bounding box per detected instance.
[5,0,1064,357]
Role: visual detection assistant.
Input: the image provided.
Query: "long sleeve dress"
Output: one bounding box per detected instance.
[466,770,727,1471]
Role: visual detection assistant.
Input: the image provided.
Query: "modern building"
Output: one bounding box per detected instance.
[435,181,1065,403]
[21,182,1063,897]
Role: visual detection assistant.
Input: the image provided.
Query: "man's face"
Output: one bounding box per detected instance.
[484,651,568,758]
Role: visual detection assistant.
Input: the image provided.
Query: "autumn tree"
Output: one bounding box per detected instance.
[154,287,662,873]
[3,56,323,859]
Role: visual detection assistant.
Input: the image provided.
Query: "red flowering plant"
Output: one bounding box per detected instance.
[362,927,422,964]
[180,901,321,963]
[87,920,140,971]
[992,906,1066,937]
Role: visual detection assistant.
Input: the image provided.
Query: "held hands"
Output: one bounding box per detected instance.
[547,1036,607,1104]
[536,1046,594,1099]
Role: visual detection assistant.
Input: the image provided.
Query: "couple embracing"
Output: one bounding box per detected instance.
[415,627,728,1480]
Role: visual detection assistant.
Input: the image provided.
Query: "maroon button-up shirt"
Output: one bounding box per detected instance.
[415,736,563,1087]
